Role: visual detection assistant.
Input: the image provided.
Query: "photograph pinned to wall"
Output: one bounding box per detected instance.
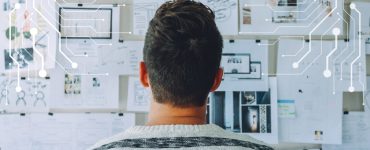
[241,91,271,133]
[64,74,81,95]
[271,0,298,24]
[127,77,151,112]
[92,77,101,87]
[241,91,257,105]
[242,106,260,133]
[246,62,262,79]
[314,130,324,141]
[0,0,57,73]
[242,6,252,25]
[209,90,271,134]
[4,48,33,70]
[278,0,298,6]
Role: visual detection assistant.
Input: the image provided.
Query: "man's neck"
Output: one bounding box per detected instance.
[146,101,207,126]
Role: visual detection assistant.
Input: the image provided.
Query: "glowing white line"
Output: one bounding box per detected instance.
[332,13,349,81]
[265,15,338,76]
[358,64,365,106]
[281,38,306,57]
[8,7,21,91]
[32,34,45,71]
[340,9,357,81]
[60,25,132,34]
[239,2,332,34]
[55,61,109,76]
[64,37,89,57]
[325,34,338,71]
[33,0,75,66]
[350,7,362,88]
[63,18,105,21]
[297,0,338,64]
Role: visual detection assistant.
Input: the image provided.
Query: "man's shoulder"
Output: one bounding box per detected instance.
[88,124,274,150]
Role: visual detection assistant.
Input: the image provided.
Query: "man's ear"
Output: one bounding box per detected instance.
[140,61,150,88]
[210,68,223,92]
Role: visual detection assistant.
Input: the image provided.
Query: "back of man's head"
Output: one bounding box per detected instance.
[143,0,223,107]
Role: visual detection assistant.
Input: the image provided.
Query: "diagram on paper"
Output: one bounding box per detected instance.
[0,0,57,73]
[127,77,151,112]
[200,0,238,35]
[0,75,51,112]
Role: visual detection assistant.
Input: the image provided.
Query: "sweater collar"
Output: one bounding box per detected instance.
[125,124,225,134]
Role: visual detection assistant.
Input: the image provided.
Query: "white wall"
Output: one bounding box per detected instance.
[54,0,370,149]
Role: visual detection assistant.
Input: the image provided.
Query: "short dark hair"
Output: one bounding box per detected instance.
[143,0,223,107]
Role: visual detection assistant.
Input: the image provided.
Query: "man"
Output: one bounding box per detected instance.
[91,0,274,149]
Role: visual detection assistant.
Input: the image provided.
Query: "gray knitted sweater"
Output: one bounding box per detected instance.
[89,124,274,150]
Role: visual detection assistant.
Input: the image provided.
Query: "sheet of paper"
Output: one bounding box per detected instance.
[0,114,31,150]
[218,40,269,91]
[198,0,238,35]
[0,75,51,113]
[51,37,121,109]
[98,41,144,75]
[133,0,166,35]
[239,0,344,35]
[49,65,120,109]
[59,4,122,77]
[60,7,113,38]
[126,43,144,75]
[0,0,57,73]
[277,40,343,144]
[278,39,366,93]
[278,99,296,118]
[127,77,151,112]
[0,113,135,150]
[322,112,370,150]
